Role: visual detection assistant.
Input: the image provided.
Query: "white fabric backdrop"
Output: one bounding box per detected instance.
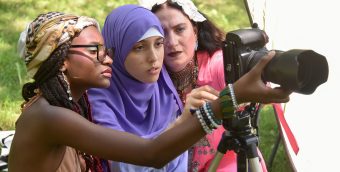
[247,0,340,171]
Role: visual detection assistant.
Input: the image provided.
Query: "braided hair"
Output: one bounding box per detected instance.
[21,40,105,172]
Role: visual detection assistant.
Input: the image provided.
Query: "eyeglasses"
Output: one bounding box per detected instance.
[70,44,109,63]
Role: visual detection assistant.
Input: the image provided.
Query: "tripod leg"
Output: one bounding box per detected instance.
[268,133,281,169]
[208,152,224,172]
[247,143,262,172]
[249,157,262,172]
[237,150,248,172]
[208,132,230,172]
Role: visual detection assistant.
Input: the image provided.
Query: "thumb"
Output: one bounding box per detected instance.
[254,51,275,72]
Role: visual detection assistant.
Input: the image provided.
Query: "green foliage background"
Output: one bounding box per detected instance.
[0,0,292,171]
[0,0,249,130]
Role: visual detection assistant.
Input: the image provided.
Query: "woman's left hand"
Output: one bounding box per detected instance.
[184,85,219,110]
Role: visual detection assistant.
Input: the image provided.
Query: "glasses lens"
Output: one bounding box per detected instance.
[70,44,107,63]
[97,45,107,62]
[107,48,114,60]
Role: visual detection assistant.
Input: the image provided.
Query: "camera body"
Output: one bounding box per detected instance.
[222,28,329,94]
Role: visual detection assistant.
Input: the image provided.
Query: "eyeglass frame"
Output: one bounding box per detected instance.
[70,44,113,63]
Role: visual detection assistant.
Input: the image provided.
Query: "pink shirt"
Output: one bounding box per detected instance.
[189,50,267,172]
[196,50,225,91]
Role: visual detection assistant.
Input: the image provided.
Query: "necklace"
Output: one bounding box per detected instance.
[168,54,198,104]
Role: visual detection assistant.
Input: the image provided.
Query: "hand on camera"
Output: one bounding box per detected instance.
[232,51,292,104]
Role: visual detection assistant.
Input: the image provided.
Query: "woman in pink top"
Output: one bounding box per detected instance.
[147,0,268,171]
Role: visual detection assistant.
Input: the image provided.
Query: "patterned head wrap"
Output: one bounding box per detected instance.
[140,0,206,22]
[17,12,100,78]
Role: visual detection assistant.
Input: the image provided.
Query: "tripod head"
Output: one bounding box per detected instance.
[223,103,259,138]
[219,103,260,153]
[211,103,262,172]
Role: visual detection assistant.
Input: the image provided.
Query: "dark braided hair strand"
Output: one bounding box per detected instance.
[21,40,105,172]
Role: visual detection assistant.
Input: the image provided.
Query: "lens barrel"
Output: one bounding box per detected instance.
[246,49,328,94]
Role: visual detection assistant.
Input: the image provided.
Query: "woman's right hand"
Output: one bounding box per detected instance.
[233,51,292,104]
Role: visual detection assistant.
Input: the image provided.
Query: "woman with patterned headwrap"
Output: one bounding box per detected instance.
[8,10,291,172]
[10,11,113,172]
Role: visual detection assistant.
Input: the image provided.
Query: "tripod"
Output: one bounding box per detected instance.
[208,103,263,172]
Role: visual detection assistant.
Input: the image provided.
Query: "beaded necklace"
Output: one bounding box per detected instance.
[168,54,198,104]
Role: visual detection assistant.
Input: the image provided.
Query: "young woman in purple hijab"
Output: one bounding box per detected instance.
[88,5,188,171]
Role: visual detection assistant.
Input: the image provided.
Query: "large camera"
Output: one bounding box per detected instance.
[213,27,329,172]
[222,27,329,94]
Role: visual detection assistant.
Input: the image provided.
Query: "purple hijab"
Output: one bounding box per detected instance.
[88,5,183,139]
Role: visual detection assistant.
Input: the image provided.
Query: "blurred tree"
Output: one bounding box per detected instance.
[193,0,249,32]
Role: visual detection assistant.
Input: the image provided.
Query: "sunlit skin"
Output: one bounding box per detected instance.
[8,26,114,172]
[155,5,198,72]
[9,43,290,171]
[125,36,164,83]
[8,13,292,172]
[65,26,113,100]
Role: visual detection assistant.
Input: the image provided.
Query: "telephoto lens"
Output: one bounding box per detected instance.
[223,28,329,95]
[245,49,328,94]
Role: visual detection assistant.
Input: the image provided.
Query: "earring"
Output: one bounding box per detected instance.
[61,72,73,101]
[194,40,198,51]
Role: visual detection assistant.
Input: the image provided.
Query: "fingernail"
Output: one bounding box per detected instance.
[190,108,197,114]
